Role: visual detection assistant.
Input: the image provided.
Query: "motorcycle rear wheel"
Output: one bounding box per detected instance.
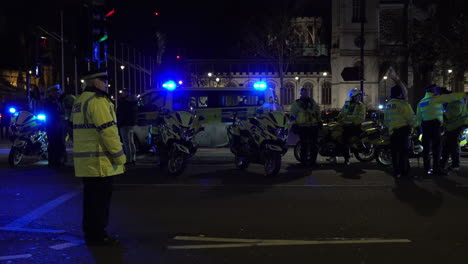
[376,148,392,167]
[354,143,375,162]
[265,151,281,177]
[234,155,249,170]
[9,147,23,168]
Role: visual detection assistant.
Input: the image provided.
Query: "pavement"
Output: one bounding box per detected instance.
[0,139,468,263]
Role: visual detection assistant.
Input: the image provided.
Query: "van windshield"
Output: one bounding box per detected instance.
[173,90,265,109]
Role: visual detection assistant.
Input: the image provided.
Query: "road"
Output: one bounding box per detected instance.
[0,141,468,264]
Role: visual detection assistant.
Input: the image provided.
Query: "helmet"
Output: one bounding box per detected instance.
[348,88,362,99]
[390,85,403,99]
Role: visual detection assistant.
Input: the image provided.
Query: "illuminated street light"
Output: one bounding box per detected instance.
[215,78,220,82]
[80,79,84,83]
[322,72,328,76]
[178,80,183,85]
[295,76,299,80]
[207,72,212,77]
[383,76,388,80]
[108,84,111,87]
[119,90,123,94]
[28,70,32,74]
[120,65,125,70]
[448,69,453,73]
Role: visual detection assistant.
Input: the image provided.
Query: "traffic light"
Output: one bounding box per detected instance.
[89,4,114,69]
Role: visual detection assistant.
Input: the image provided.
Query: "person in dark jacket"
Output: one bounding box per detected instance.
[43,85,66,168]
[117,89,138,165]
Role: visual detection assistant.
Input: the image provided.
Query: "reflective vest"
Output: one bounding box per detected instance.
[444,99,468,131]
[416,92,466,126]
[338,101,366,126]
[290,98,321,126]
[71,89,126,177]
[384,99,417,135]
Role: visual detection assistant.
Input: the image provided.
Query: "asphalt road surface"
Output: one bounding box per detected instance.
[0,142,468,264]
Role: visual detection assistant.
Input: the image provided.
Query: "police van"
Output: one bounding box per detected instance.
[134,83,278,149]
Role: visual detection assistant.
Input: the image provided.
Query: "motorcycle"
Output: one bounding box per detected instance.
[294,121,378,164]
[151,110,204,176]
[374,129,423,168]
[8,109,48,167]
[227,110,289,177]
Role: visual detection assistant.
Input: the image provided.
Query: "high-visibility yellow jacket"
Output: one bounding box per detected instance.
[416,92,466,126]
[290,98,321,126]
[338,101,366,126]
[71,87,126,177]
[384,98,417,135]
[444,99,468,131]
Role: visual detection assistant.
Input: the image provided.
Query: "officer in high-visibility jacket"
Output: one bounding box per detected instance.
[290,87,322,167]
[71,70,126,246]
[440,88,468,172]
[416,85,466,176]
[336,88,366,165]
[384,85,417,179]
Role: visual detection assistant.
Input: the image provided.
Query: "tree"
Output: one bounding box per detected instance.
[242,1,303,102]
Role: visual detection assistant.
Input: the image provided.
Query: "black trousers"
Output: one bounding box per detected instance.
[298,126,319,164]
[421,120,442,172]
[441,126,464,168]
[82,177,114,240]
[46,123,66,167]
[342,125,361,160]
[390,126,411,177]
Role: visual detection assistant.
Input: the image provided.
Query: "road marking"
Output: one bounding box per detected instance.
[169,236,411,250]
[50,242,81,250]
[0,227,65,233]
[0,254,32,260]
[4,190,80,228]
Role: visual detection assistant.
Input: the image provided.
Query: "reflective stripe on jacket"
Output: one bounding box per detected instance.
[384,99,417,135]
[289,98,321,126]
[416,92,466,126]
[444,99,468,131]
[338,101,366,126]
[71,90,126,177]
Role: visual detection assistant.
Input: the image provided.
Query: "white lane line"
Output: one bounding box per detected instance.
[115,183,468,188]
[0,227,65,233]
[0,254,33,260]
[50,242,81,250]
[169,236,411,250]
[4,190,80,228]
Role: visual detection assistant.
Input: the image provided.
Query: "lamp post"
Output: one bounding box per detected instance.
[383,75,388,102]
[448,69,453,90]
[121,65,125,91]
[207,72,213,87]
[215,77,220,87]
[317,72,327,104]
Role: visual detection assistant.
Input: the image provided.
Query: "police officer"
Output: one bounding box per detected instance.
[440,88,468,172]
[71,70,126,246]
[416,85,466,176]
[44,85,66,168]
[290,87,322,166]
[384,85,417,179]
[337,89,366,165]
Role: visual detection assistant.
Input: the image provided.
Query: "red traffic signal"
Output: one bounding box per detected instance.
[176,55,181,59]
[154,11,159,16]
[105,8,115,18]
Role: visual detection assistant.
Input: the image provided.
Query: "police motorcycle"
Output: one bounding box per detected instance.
[294,120,378,164]
[8,108,48,167]
[151,108,204,176]
[227,110,289,177]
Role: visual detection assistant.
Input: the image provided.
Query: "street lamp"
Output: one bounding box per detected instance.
[215,77,220,87]
[80,79,84,84]
[383,76,388,102]
[120,65,125,91]
[207,72,213,87]
[448,69,453,90]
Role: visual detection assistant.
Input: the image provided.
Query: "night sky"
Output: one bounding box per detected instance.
[0,0,330,68]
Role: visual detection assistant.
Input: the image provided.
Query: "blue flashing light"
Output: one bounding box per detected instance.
[162,80,177,91]
[37,114,46,121]
[253,81,267,91]
[9,107,16,114]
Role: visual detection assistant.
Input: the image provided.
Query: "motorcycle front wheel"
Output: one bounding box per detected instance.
[167,148,187,176]
[9,147,24,168]
[354,143,375,162]
[264,151,281,177]
[293,141,302,163]
[376,147,392,167]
